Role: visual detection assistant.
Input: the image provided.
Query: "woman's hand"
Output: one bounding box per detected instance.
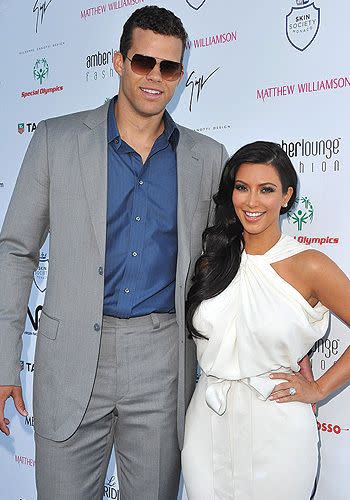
[268,371,325,404]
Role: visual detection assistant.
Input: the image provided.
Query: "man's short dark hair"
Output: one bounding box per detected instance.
[119,5,188,62]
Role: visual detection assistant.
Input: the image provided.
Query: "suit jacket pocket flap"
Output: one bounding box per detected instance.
[38,311,59,340]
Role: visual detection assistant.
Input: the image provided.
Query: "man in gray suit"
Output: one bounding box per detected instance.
[0,6,227,499]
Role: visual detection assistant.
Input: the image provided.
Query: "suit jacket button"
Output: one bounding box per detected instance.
[94,323,100,332]
[98,266,103,275]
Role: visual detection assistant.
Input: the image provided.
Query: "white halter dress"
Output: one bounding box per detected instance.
[182,234,329,500]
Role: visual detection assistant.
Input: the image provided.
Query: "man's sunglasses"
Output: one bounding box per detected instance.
[125,53,183,81]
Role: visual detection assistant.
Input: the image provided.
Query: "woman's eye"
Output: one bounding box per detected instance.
[234,184,246,191]
[261,186,275,193]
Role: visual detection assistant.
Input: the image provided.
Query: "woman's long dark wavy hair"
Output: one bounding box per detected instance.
[186,141,298,339]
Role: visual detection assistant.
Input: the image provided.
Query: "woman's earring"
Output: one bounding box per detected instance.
[282,203,288,208]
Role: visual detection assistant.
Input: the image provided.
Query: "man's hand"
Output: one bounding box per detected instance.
[0,386,28,436]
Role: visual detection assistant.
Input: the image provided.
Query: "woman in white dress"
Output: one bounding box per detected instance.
[182,141,350,500]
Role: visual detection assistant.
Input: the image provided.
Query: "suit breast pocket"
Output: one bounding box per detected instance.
[38,311,60,340]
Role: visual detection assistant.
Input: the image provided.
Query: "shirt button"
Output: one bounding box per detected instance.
[135,216,141,222]
[94,323,100,332]
[138,180,144,185]
[98,266,103,275]
[124,288,130,294]
[114,138,119,144]
[132,251,138,257]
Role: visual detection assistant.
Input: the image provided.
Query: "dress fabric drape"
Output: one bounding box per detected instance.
[182,234,329,500]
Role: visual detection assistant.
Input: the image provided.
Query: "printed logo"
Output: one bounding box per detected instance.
[33,0,54,33]
[33,58,49,84]
[317,421,349,435]
[20,361,35,373]
[34,251,49,293]
[257,77,350,102]
[81,1,146,21]
[186,0,207,10]
[27,305,43,332]
[311,338,340,372]
[104,476,119,499]
[18,122,37,134]
[14,455,35,467]
[185,66,220,112]
[186,30,237,50]
[195,123,231,134]
[288,196,314,230]
[281,137,341,175]
[86,49,116,68]
[286,194,339,246]
[24,415,35,427]
[21,59,63,98]
[85,48,116,82]
[286,1,320,51]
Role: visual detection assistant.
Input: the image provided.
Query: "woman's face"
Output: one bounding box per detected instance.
[231,162,293,238]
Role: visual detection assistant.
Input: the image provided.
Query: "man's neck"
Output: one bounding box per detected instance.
[114,96,165,153]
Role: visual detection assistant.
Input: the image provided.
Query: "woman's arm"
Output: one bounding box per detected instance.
[270,250,350,404]
[298,355,313,382]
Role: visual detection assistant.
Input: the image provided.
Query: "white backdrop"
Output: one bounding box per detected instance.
[0,1,349,499]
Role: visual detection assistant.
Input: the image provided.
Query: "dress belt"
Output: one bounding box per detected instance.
[205,367,293,415]
[204,368,294,498]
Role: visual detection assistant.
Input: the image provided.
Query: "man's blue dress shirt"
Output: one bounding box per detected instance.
[103,97,179,318]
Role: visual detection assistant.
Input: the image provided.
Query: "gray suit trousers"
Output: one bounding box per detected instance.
[35,313,180,500]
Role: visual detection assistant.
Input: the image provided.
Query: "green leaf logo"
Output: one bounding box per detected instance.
[287,196,314,231]
[33,58,49,85]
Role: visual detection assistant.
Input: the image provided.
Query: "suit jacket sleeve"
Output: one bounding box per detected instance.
[0,120,50,386]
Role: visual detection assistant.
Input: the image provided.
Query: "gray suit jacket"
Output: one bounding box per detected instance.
[0,100,228,446]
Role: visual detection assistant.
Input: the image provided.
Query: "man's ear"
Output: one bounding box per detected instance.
[113,51,124,77]
[177,67,184,85]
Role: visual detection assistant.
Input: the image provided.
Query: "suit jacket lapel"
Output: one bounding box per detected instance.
[78,102,109,257]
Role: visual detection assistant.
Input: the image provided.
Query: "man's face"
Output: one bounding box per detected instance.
[114,27,183,118]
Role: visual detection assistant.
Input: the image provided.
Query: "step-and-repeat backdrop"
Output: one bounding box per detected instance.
[0,1,349,499]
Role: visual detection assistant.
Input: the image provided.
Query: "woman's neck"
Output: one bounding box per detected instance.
[243,228,282,255]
